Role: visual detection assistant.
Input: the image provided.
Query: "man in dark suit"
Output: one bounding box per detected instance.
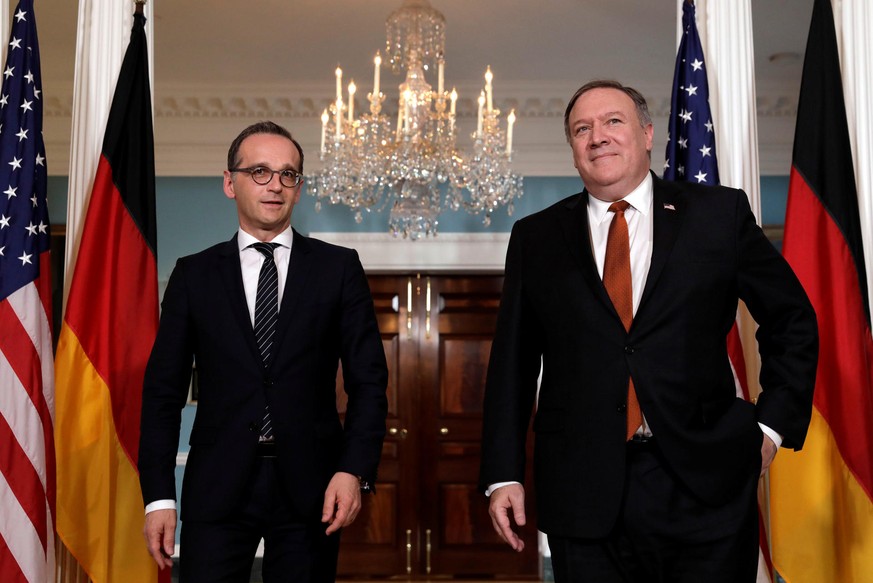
[139,121,388,582]
[479,80,818,582]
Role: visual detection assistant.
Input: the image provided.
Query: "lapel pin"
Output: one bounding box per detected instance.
[663,203,676,211]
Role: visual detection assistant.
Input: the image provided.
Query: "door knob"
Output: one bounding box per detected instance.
[426,528,432,574]
[439,427,449,435]
[406,529,413,575]
[388,427,409,439]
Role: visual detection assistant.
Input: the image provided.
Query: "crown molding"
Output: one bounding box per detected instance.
[45,82,798,121]
[43,81,797,177]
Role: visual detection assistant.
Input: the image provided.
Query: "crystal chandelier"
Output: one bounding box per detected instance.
[309,0,523,239]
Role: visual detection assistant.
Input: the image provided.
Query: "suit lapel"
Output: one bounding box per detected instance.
[638,175,685,315]
[269,229,314,368]
[557,192,619,317]
[218,234,262,363]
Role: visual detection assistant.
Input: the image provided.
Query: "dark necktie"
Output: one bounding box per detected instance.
[251,242,280,442]
[602,201,642,440]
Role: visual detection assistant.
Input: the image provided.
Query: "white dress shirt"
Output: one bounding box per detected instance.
[237,227,294,325]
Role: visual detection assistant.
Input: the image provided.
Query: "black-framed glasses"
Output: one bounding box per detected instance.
[230,166,304,188]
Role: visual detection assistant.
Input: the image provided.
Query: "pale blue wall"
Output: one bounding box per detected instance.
[48,174,790,284]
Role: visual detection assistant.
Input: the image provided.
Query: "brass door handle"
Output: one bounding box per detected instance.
[406,529,413,574]
[426,528,432,574]
[439,427,449,435]
[425,276,432,339]
[388,427,409,439]
[406,278,414,339]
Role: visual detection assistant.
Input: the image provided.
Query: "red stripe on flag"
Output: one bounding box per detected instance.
[62,155,159,468]
[37,252,52,332]
[35,252,56,523]
[757,505,773,574]
[0,297,54,464]
[0,414,46,551]
[784,166,873,499]
[0,301,50,551]
[0,537,29,583]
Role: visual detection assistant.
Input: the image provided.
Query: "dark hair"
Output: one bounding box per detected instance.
[227,120,305,173]
[563,80,652,142]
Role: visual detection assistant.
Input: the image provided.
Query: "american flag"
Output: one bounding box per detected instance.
[0,1,56,582]
[664,3,773,582]
[663,0,719,186]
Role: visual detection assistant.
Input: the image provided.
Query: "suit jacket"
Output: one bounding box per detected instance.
[138,230,388,522]
[479,174,818,538]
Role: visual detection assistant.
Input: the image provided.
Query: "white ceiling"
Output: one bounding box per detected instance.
[37,0,811,176]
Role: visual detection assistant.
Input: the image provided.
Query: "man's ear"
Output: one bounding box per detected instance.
[223,170,236,200]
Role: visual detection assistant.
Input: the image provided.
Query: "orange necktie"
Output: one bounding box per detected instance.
[602,200,642,440]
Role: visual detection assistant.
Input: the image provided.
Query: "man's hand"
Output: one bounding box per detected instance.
[761,433,778,477]
[143,508,176,570]
[488,484,526,552]
[322,471,362,535]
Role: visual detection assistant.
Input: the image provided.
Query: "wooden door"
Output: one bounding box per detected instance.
[418,275,538,577]
[336,274,538,579]
[334,275,416,576]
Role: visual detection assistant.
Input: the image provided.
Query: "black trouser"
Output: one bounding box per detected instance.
[549,439,759,583]
[180,456,340,583]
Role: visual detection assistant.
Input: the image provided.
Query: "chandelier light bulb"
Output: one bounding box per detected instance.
[373,53,382,96]
[507,109,516,156]
[348,81,357,122]
[485,66,493,112]
[320,108,329,155]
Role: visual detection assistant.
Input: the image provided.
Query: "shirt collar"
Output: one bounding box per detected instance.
[237,226,294,252]
[587,172,653,225]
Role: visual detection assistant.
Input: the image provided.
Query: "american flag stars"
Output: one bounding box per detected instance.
[663,2,719,186]
[0,0,49,302]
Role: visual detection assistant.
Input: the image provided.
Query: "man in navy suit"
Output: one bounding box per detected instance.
[479,81,818,582]
[139,121,388,582]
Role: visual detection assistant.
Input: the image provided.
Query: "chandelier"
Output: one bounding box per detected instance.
[309,0,523,239]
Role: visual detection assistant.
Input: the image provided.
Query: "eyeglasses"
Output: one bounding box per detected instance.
[230,166,304,188]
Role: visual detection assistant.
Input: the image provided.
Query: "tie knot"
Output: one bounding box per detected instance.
[250,242,280,259]
[608,200,631,214]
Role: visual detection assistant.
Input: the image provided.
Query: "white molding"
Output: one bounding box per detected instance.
[309,232,510,272]
[44,84,798,178]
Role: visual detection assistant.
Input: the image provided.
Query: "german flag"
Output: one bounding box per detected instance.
[54,8,164,583]
[770,0,873,580]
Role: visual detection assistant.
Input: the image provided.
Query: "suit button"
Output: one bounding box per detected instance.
[624,345,634,354]
[617,403,627,413]
[248,422,260,432]
[263,378,273,388]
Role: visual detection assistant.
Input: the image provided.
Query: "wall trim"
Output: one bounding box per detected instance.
[45,83,799,179]
[309,232,510,272]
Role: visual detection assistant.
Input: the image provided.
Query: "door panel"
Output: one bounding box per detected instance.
[419,276,538,577]
[336,274,537,579]
[335,276,414,576]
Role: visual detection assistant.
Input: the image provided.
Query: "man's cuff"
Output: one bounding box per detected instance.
[485,481,521,497]
[758,423,783,448]
[145,499,176,515]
